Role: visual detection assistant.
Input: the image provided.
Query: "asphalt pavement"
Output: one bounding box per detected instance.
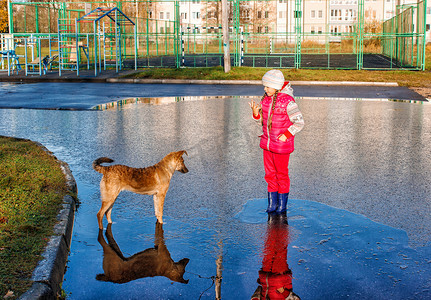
[0,69,427,110]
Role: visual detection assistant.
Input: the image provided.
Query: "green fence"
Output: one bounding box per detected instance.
[4,0,427,71]
[382,2,426,69]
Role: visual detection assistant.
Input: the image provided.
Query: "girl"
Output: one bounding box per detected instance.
[249,70,304,214]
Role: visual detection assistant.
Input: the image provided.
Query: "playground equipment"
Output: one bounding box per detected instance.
[22,36,59,75]
[26,54,58,75]
[76,7,137,76]
[1,34,61,76]
[0,5,136,77]
[4,0,428,73]
[0,35,22,75]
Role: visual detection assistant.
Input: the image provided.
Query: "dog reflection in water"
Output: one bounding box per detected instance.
[96,222,189,284]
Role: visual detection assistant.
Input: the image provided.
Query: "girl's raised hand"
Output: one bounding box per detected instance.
[249,100,261,116]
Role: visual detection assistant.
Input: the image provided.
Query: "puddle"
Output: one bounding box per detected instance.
[1,94,431,299]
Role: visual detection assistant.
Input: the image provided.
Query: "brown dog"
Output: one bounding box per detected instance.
[93,150,188,229]
[96,222,189,284]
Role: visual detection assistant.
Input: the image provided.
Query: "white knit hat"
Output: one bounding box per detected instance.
[262,70,285,90]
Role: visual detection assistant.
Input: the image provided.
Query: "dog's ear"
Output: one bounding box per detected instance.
[179,258,190,267]
[178,150,188,157]
[96,274,109,281]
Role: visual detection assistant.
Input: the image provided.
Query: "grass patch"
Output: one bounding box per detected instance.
[121,66,431,88]
[0,136,69,298]
[122,45,431,88]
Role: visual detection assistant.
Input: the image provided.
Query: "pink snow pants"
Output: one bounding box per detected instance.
[263,149,291,194]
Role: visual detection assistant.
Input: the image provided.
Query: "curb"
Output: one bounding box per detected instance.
[18,145,78,300]
[0,75,398,87]
[106,78,399,86]
[289,80,398,86]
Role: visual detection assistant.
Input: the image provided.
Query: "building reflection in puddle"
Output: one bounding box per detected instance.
[252,213,301,300]
[92,96,428,111]
[92,95,256,110]
[96,222,190,284]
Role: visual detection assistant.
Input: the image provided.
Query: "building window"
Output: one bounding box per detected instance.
[318,10,323,18]
[311,26,315,34]
[265,26,269,33]
[160,27,164,33]
[265,11,269,18]
[331,26,339,34]
[181,12,187,20]
[159,12,164,19]
[311,10,316,18]
[258,11,262,19]
[166,12,170,19]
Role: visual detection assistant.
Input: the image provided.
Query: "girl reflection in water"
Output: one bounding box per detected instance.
[251,214,300,300]
[249,69,304,214]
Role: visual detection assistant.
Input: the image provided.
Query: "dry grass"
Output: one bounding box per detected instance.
[123,66,431,88]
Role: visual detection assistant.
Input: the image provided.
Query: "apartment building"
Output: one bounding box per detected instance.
[180,0,204,28]
[146,0,430,42]
[146,0,204,33]
[427,4,431,41]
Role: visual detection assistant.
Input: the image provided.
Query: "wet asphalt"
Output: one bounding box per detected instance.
[0,79,430,299]
[0,81,426,110]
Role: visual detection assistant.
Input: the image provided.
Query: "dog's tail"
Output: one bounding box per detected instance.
[93,157,114,174]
